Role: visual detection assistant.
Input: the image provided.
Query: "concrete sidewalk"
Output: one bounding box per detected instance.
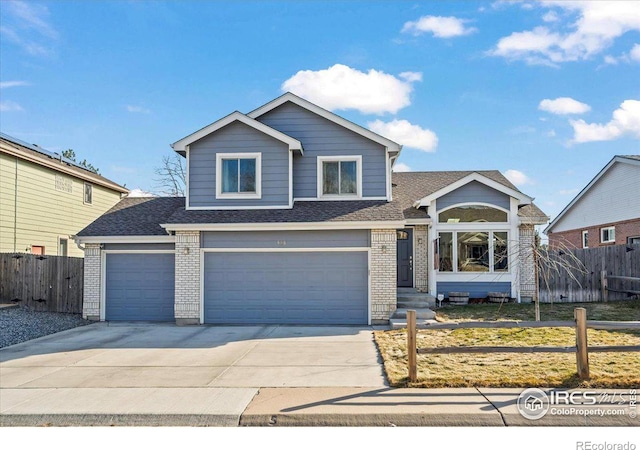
[2,386,638,426]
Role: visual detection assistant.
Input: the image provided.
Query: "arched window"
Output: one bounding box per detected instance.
[438,205,508,223]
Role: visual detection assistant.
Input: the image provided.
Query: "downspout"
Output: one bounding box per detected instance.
[13,156,18,252]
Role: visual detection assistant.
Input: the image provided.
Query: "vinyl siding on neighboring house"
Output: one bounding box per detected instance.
[188,121,290,208]
[437,181,511,211]
[0,152,122,257]
[255,101,387,198]
[549,162,640,233]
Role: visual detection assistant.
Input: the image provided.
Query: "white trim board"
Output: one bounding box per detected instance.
[74,235,176,244]
[412,172,533,208]
[247,92,401,153]
[162,221,406,232]
[171,111,303,153]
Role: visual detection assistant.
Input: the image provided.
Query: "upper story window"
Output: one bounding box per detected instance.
[216,153,262,199]
[84,183,93,204]
[600,226,615,244]
[438,205,508,223]
[317,156,362,198]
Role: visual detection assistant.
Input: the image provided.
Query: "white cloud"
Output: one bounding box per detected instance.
[547,129,556,137]
[603,55,619,65]
[126,105,150,114]
[539,97,591,115]
[542,10,559,22]
[368,119,438,152]
[570,100,640,143]
[392,162,412,172]
[0,100,24,112]
[401,15,477,38]
[0,1,58,56]
[0,80,30,89]
[281,64,421,115]
[489,2,640,65]
[127,188,156,198]
[630,44,640,62]
[504,169,532,186]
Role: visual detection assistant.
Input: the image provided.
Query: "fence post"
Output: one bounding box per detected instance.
[600,270,608,302]
[407,309,417,383]
[574,307,590,380]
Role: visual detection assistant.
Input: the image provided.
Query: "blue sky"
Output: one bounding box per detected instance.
[1,0,639,226]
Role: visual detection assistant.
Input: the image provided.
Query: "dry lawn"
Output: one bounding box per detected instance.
[375,301,640,388]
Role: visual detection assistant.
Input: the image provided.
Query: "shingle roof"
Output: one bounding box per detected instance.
[76,197,185,236]
[620,155,640,161]
[391,171,547,222]
[164,200,404,225]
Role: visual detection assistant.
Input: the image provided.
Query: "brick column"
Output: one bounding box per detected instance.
[413,225,429,292]
[519,224,536,302]
[370,229,397,324]
[83,243,101,320]
[175,231,201,325]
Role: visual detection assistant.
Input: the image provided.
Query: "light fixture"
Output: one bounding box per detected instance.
[417,237,424,245]
[381,245,387,253]
[183,247,190,255]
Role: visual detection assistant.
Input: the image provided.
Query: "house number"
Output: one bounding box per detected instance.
[277,240,287,246]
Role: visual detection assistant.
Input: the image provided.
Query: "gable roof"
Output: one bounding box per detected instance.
[247,92,402,153]
[545,155,640,233]
[171,111,303,154]
[0,132,128,194]
[392,171,547,223]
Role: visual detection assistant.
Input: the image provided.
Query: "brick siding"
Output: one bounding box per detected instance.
[518,224,536,301]
[549,218,640,249]
[174,231,201,323]
[82,243,101,320]
[370,229,397,323]
[413,225,429,292]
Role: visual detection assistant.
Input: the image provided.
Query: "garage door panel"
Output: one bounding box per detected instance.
[105,253,175,322]
[204,251,368,324]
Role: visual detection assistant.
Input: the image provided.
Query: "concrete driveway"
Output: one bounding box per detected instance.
[0,322,386,425]
[0,322,386,388]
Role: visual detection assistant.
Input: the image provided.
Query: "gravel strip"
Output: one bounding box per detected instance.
[0,306,92,348]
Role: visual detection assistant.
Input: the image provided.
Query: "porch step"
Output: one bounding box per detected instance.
[389,317,439,330]
[397,299,436,309]
[396,289,437,308]
[393,308,436,320]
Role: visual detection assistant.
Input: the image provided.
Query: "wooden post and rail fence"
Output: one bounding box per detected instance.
[406,308,640,383]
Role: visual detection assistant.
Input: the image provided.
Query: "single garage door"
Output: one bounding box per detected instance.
[105,253,175,321]
[203,251,368,325]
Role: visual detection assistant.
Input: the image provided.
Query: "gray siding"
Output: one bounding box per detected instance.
[201,230,369,248]
[437,281,511,299]
[188,121,290,208]
[203,251,368,324]
[105,253,175,321]
[437,181,510,211]
[256,102,387,198]
[552,161,640,232]
[103,243,175,251]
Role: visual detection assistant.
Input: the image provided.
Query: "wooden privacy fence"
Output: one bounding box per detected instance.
[539,244,640,303]
[0,253,84,313]
[406,309,640,383]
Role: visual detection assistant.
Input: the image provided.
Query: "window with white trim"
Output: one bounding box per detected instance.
[216,153,261,199]
[600,226,615,244]
[582,230,588,248]
[438,231,509,273]
[317,156,361,198]
[83,183,92,204]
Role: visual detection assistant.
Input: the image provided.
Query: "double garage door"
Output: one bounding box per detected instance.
[203,251,368,325]
[104,246,369,325]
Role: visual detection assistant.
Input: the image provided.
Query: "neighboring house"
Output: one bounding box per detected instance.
[0,133,128,257]
[545,155,640,249]
[75,93,547,325]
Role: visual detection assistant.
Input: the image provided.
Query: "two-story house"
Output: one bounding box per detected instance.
[75,93,547,325]
[545,155,640,249]
[0,133,128,257]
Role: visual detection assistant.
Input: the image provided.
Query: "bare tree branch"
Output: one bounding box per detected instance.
[153,154,186,197]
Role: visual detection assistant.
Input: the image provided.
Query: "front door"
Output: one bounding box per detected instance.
[397,228,413,287]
